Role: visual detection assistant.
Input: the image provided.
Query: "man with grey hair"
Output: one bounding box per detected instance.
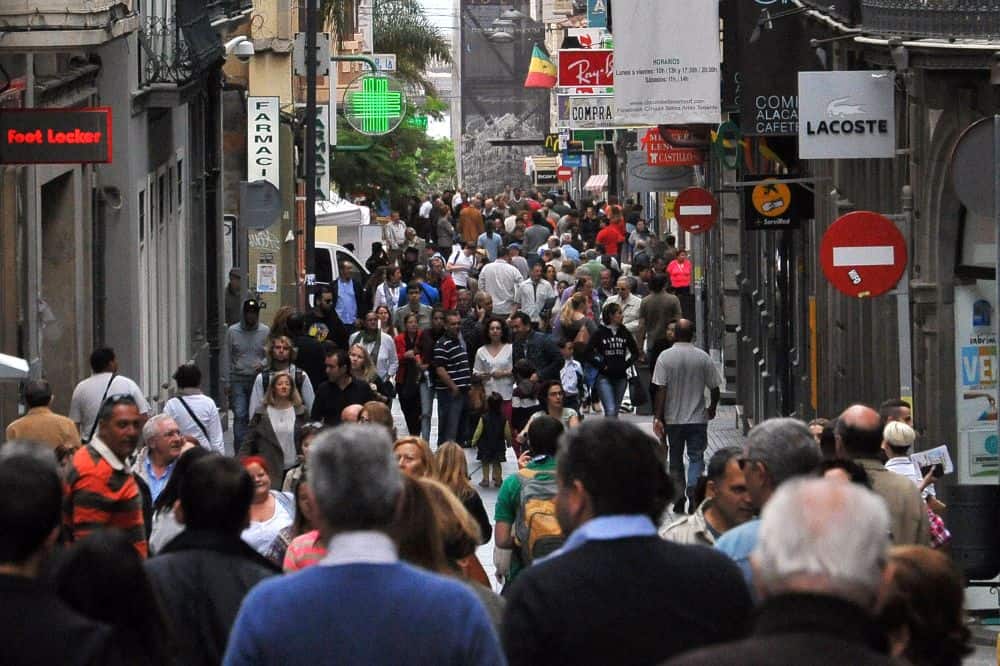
[669,478,894,665]
[131,414,184,503]
[715,417,822,585]
[224,424,505,665]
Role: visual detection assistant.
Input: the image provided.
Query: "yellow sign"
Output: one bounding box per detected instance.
[751,180,792,218]
[662,195,677,220]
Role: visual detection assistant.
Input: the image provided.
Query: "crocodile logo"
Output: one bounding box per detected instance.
[827,97,866,117]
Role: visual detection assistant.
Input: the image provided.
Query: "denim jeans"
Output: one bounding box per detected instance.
[230,377,256,449]
[664,423,709,510]
[420,379,434,442]
[594,376,628,418]
[436,389,467,448]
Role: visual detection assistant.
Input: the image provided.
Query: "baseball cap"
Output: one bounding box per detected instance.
[243,298,262,312]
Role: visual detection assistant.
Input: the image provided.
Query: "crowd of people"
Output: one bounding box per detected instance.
[0,187,976,665]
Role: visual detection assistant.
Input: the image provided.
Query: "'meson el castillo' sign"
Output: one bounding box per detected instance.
[0,107,112,164]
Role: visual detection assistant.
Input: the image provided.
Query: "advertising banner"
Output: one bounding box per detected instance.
[613,0,720,126]
[0,107,112,164]
[558,49,614,91]
[247,97,280,187]
[640,128,704,167]
[955,281,999,484]
[587,0,607,28]
[742,177,814,230]
[798,70,896,159]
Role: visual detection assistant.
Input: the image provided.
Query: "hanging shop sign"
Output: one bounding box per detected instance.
[613,0,721,126]
[587,0,607,29]
[742,176,814,231]
[732,0,815,136]
[641,128,703,167]
[535,169,559,187]
[819,211,906,298]
[0,107,112,164]
[798,70,896,159]
[625,151,695,192]
[247,97,280,187]
[567,28,609,49]
[558,95,616,130]
[558,49,614,93]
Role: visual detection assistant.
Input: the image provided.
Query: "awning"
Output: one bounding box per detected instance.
[0,353,29,381]
[584,174,608,190]
[315,197,371,226]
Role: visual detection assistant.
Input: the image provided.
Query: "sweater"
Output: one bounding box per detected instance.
[223,561,505,665]
[584,324,638,379]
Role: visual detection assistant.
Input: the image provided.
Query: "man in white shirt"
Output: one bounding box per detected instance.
[478,246,524,316]
[446,242,477,289]
[418,196,433,220]
[513,263,556,326]
[604,277,643,337]
[382,210,407,258]
[248,336,316,417]
[69,347,151,443]
[163,363,225,454]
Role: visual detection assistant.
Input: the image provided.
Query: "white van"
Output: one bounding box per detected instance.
[314,242,370,285]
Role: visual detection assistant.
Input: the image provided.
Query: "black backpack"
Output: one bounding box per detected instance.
[262,368,306,395]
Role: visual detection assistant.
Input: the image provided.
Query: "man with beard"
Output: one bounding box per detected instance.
[304,285,349,350]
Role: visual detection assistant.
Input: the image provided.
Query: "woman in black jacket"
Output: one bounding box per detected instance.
[584,302,639,419]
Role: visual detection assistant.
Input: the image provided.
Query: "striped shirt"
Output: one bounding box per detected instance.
[433,335,472,391]
[64,438,148,558]
[283,530,327,573]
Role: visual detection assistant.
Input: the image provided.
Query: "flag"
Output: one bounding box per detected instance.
[524,45,557,88]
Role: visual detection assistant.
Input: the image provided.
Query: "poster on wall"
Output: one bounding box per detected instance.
[954,280,999,484]
[612,0,720,126]
[256,263,278,293]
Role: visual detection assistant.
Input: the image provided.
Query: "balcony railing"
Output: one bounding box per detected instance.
[862,0,1000,40]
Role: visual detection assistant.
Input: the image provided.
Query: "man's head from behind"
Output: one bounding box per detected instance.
[879,398,912,426]
[752,477,889,609]
[743,417,821,511]
[556,420,672,536]
[0,444,63,572]
[178,455,254,534]
[835,404,884,459]
[23,380,53,409]
[307,424,403,535]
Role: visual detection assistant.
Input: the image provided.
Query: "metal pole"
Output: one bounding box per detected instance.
[897,185,914,406]
[304,0,318,278]
[24,53,40,379]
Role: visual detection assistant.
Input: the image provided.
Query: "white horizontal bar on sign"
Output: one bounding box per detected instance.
[678,205,712,216]
[832,245,894,267]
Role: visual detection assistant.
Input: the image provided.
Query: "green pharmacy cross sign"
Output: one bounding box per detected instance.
[345,74,405,136]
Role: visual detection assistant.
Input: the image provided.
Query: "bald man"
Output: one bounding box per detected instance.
[341,404,364,423]
[835,404,930,546]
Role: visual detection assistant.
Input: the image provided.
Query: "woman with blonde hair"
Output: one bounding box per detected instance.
[239,370,307,489]
[393,436,438,478]
[359,400,396,439]
[435,442,491,543]
[349,343,392,402]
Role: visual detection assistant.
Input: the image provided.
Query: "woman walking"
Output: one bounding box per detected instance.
[394,313,425,436]
[473,317,514,422]
[585,302,639,418]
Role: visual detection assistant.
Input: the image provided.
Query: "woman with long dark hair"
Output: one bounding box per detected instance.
[148,446,212,554]
[394,313,425,436]
[585,302,639,419]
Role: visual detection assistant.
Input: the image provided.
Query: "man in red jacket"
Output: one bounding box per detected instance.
[595,214,626,258]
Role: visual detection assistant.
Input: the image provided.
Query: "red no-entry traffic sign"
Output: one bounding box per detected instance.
[557,166,573,182]
[674,187,717,234]
[820,211,907,298]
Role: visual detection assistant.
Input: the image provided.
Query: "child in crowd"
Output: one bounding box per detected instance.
[471,392,511,487]
[559,338,585,412]
[510,360,541,456]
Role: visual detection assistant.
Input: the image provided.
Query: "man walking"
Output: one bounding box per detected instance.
[502,419,751,665]
[660,447,753,545]
[69,347,150,444]
[652,319,721,513]
[670,478,895,666]
[6,380,79,454]
[331,260,367,335]
[836,404,931,545]
[714,418,822,584]
[604,277,642,338]
[248,336,316,416]
[310,349,374,427]
[636,274,682,362]
[222,299,270,447]
[131,414,184,503]
[433,311,472,447]
[65,395,148,556]
[305,285,349,349]
[382,210,407,260]
[478,246,523,317]
[224,424,504,665]
[513,263,556,328]
[509,312,561,380]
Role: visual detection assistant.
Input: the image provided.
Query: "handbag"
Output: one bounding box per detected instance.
[626,363,649,407]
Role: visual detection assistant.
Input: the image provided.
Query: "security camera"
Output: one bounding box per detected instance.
[232,40,255,63]
[224,36,255,63]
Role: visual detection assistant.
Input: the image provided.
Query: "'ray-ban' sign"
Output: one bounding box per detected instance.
[0,107,112,164]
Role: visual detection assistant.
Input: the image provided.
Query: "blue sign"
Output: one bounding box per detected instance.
[587,0,607,28]
[562,153,583,167]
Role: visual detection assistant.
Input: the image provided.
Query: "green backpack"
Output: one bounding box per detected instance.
[513,467,565,565]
